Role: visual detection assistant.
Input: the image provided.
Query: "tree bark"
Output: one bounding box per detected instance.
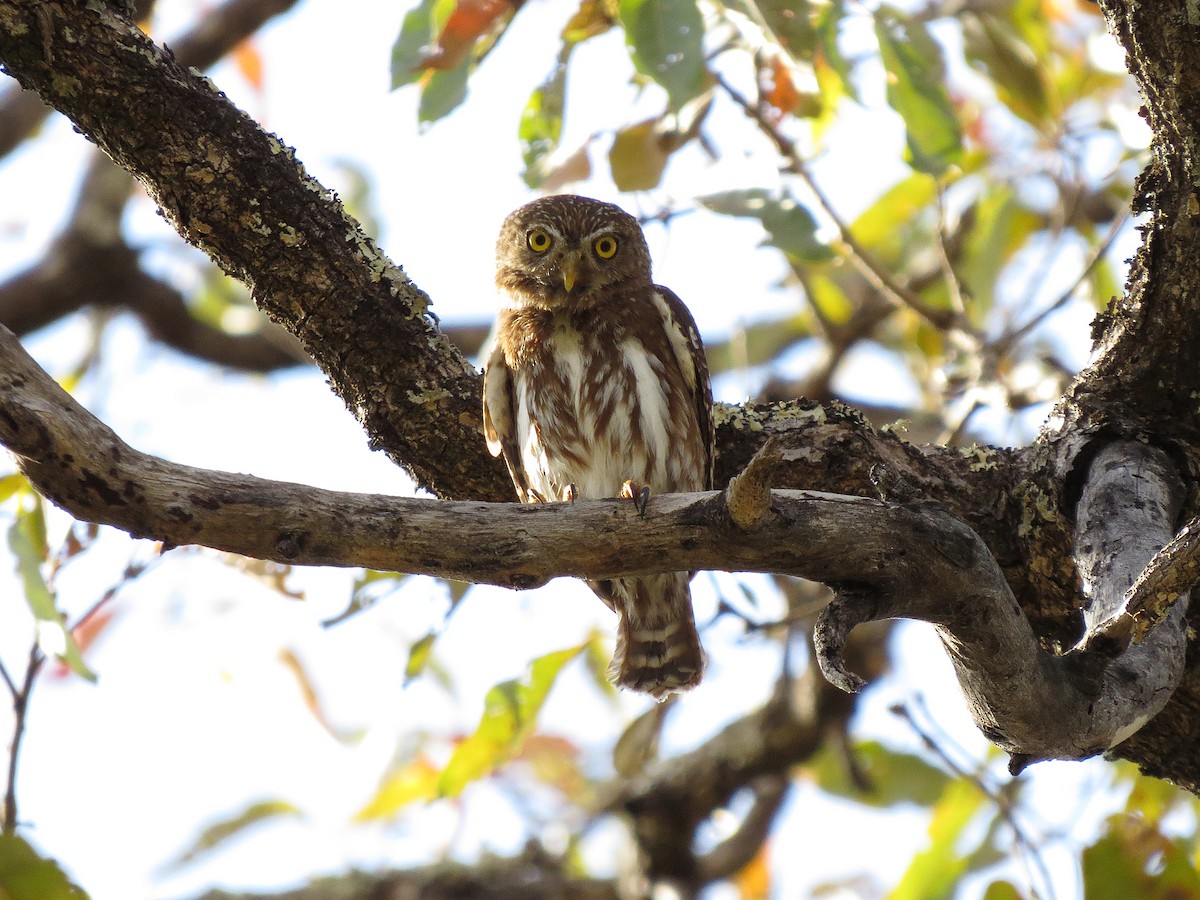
[4,0,1200,794]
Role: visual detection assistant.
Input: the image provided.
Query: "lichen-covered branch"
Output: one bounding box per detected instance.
[2,322,1179,776]
[0,0,505,500]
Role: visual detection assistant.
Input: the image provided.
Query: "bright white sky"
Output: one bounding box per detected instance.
[0,1,1161,898]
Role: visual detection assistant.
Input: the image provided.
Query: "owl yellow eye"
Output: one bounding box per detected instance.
[593,235,618,259]
[527,229,553,253]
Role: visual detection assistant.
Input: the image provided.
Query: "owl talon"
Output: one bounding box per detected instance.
[621,480,652,517]
[561,484,577,503]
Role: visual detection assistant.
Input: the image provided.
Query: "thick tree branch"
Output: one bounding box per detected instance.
[1067,441,1189,750]
[1,323,1175,775]
[0,323,1012,588]
[0,0,297,159]
[0,0,505,500]
[0,0,316,372]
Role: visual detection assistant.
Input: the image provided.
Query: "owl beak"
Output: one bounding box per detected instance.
[560,255,580,293]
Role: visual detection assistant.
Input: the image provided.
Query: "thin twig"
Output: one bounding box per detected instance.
[3,645,43,835]
[1000,210,1129,350]
[0,658,15,700]
[892,701,1058,900]
[713,70,969,336]
[935,182,968,316]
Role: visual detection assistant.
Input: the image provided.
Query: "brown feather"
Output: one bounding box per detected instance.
[483,195,713,698]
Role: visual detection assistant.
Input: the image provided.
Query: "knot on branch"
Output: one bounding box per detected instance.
[724,435,786,530]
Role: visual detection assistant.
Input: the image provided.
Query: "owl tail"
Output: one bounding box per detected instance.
[605,573,705,700]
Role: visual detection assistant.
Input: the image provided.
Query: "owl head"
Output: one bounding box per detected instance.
[495,195,653,308]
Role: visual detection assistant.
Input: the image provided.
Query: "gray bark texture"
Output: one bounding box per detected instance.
[1,0,1200,872]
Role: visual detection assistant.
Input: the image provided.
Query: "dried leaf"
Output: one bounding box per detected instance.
[540,141,593,193]
[233,40,264,92]
[167,800,303,869]
[279,648,359,743]
[421,0,516,71]
[612,701,670,776]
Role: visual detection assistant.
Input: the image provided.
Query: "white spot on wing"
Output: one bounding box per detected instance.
[624,339,672,482]
[652,290,696,392]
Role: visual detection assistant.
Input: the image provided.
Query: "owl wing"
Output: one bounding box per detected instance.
[654,286,715,490]
[482,341,536,502]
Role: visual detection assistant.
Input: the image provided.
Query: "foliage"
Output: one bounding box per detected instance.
[0,835,87,900]
[0,0,1187,897]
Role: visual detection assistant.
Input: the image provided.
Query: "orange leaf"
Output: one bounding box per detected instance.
[763,56,800,119]
[233,40,265,92]
[71,605,116,656]
[732,840,772,898]
[422,0,514,71]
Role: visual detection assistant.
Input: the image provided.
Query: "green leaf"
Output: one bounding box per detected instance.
[438,644,584,796]
[890,779,986,900]
[323,569,409,627]
[806,274,853,326]
[391,0,440,89]
[0,834,88,900]
[959,186,1039,313]
[815,0,857,102]
[562,0,618,43]
[699,189,831,263]
[805,740,951,808]
[749,0,818,58]
[618,0,706,111]
[520,52,569,188]
[0,473,28,505]
[962,12,1054,129]
[404,631,438,685]
[703,314,812,375]
[419,61,472,125]
[1083,814,1200,899]
[1089,255,1120,312]
[874,7,962,176]
[981,882,1023,900]
[8,509,95,682]
[168,800,303,869]
[850,173,936,264]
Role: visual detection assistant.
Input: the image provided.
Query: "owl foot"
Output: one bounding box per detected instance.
[620,480,651,517]
[561,483,577,503]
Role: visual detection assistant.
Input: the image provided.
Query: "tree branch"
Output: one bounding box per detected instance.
[816,442,1192,773]
[0,0,506,500]
[1,322,1175,775]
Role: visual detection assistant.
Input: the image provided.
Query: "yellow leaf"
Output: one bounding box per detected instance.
[354,756,441,822]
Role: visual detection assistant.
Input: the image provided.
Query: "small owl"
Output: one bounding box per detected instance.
[482,195,714,698]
